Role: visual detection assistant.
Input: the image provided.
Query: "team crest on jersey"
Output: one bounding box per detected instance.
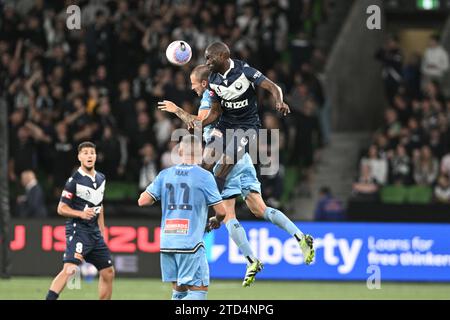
[235,81,242,90]
[76,181,105,205]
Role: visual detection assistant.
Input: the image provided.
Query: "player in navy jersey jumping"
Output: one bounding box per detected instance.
[45,142,114,300]
[159,62,314,287]
[201,42,314,275]
[138,135,227,300]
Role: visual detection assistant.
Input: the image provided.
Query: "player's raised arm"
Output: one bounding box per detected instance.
[158,100,199,128]
[259,78,291,116]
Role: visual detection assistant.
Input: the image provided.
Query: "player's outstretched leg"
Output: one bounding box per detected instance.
[45,263,78,300]
[98,266,115,300]
[245,193,315,265]
[223,199,263,287]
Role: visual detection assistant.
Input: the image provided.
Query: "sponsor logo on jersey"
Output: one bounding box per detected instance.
[223,99,249,109]
[62,190,73,200]
[164,219,189,235]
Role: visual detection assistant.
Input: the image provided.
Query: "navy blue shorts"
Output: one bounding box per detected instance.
[63,226,113,271]
[206,127,258,164]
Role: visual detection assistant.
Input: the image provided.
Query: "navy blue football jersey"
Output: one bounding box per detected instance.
[60,168,106,232]
[208,59,266,130]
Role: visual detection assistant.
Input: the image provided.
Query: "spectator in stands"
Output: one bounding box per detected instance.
[389,144,411,185]
[52,122,75,196]
[361,144,388,185]
[314,186,345,221]
[440,153,450,177]
[138,143,158,191]
[351,163,380,202]
[413,146,439,185]
[403,52,422,99]
[433,174,450,203]
[290,98,322,195]
[16,170,48,218]
[375,35,403,103]
[383,108,402,140]
[96,126,123,180]
[421,34,449,87]
[392,94,411,126]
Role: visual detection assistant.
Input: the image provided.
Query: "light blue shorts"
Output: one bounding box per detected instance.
[214,153,261,200]
[160,246,209,287]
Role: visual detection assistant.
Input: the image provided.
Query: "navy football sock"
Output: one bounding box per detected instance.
[46,290,59,300]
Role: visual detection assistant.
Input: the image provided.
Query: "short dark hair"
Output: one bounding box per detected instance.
[78,141,96,152]
[206,41,230,58]
[190,64,210,81]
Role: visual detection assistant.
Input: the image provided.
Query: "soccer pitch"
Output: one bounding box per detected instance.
[0,277,449,300]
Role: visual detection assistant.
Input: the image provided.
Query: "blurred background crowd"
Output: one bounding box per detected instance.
[352,34,450,204]
[0,0,330,217]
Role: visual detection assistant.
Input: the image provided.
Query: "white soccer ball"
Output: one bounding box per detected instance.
[166,40,192,66]
[80,262,98,282]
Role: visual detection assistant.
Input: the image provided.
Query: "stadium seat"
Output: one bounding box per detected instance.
[406,185,432,204]
[380,185,408,204]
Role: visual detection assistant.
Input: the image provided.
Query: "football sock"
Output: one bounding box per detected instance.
[46,290,59,300]
[226,218,256,264]
[181,290,207,300]
[172,290,188,300]
[263,207,303,238]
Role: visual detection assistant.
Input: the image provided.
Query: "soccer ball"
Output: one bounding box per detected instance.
[166,40,192,66]
[80,262,98,282]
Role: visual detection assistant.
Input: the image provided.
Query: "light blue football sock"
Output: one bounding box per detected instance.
[226,218,257,263]
[181,290,207,300]
[263,207,303,239]
[172,289,188,300]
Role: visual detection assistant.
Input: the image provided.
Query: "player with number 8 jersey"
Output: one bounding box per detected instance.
[45,141,114,300]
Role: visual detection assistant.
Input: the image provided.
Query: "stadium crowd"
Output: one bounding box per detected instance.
[0,0,329,215]
[353,34,450,203]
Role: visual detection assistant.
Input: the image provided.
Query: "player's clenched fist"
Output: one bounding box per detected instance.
[80,207,96,220]
[207,216,221,231]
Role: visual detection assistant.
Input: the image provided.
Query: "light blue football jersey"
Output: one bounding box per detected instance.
[199,90,215,143]
[146,164,222,252]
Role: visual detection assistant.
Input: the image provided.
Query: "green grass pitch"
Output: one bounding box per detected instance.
[0,277,449,300]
